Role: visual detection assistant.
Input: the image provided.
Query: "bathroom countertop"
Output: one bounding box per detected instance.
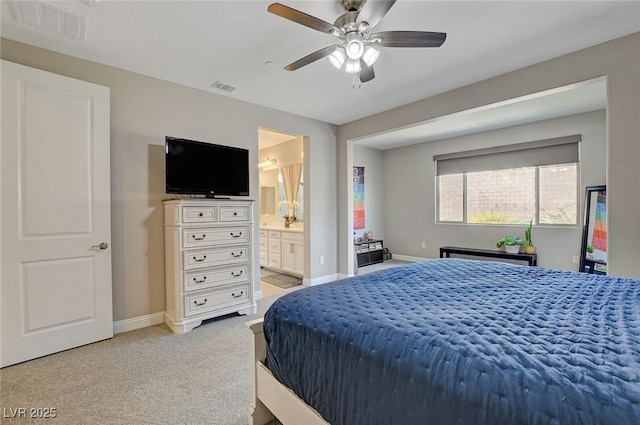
[260,223,304,233]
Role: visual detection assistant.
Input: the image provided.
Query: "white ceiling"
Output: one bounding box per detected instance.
[1,1,638,144]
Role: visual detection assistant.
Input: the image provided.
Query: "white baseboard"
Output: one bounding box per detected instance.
[392,254,432,263]
[113,311,165,334]
[254,290,263,301]
[303,273,339,286]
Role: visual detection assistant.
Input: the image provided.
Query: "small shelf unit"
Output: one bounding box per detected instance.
[355,239,384,267]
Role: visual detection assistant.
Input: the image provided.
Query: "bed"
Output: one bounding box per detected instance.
[247,258,640,425]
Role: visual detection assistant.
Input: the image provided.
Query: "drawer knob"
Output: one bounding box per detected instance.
[231,251,243,258]
[193,276,207,284]
[231,291,244,298]
[233,212,238,216]
[230,270,243,277]
[192,234,206,241]
[230,232,242,238]
[193,298,208,307]
[198,212,203,217]
[193,255,207,262]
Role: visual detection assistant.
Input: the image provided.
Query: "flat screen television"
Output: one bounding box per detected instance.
[165,136,250,197]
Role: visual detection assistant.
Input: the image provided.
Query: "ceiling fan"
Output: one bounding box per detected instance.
[267,0,447,83]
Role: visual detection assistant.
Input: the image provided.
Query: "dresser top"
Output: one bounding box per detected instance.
[163,197,255,205]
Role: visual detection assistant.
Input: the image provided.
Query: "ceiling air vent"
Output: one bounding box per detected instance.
[16,0,86,41]
[210,81,237,93]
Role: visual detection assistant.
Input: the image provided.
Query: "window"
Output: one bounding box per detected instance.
[435,136,580,225]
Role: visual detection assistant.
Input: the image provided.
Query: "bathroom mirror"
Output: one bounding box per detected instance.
[260,186,276,214]
[579,185,607,274]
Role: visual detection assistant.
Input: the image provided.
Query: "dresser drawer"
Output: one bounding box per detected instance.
[184,245,250,270]
[184,284,250,317]
[184,263,250,292]
[182,206,218,223]
[268,231,281,239]
[259,251,268,266]
[219,206,250,222]
[183,226,250,249]
[259,237,268,251]
[259,230,268,238]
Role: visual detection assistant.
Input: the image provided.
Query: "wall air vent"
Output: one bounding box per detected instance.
[210,81,237,93]
[16,1,86,41]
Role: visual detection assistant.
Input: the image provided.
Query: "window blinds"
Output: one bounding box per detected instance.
[434,135,581,176]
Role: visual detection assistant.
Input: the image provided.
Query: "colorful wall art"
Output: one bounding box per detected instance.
[591,190,607,252]
[353,166,365,230]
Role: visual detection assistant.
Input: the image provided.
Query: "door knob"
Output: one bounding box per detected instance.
[91,242,109,250]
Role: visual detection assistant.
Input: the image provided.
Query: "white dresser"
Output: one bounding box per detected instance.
[164,199,256,334]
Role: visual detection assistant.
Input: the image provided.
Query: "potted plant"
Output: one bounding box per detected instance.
[279,200,300,227]
[524,220,536,254]
[496,236,524,254]
[586,245,595,260]
[282,214,297,228]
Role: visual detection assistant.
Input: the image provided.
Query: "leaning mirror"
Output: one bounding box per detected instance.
[579,185,606,274]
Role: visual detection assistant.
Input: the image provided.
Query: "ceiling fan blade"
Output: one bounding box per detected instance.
[268,3,341,35]
[356,0,396,29]
[359,59,375,83]
[373,31,447,48]
[284,45,339,71]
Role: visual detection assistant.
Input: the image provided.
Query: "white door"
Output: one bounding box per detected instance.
[1,60,112,367]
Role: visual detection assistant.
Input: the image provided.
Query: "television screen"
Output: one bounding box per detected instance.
[165,137,249,197]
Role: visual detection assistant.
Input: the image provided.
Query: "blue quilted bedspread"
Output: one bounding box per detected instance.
[263,259,640,425]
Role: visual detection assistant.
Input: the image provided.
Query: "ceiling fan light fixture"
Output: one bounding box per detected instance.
[345,58,361,74]
[345,33,364,59]
[328,48,346,69]
[362,45,380,66]
[268,1,447,84]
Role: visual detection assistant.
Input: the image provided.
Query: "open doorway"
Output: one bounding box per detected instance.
[258,128,305,297]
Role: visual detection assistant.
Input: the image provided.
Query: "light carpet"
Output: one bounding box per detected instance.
[0,295,282,425]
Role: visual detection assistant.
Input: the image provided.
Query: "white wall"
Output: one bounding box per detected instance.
[381,111,605,271]
[338,32,640,278]
[0,38,338,321]
[353,145,384,242]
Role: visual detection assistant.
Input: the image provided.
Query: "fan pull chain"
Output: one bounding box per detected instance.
[352,75,361,89]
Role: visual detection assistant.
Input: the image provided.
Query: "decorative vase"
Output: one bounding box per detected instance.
[524,245,536,255]
[505,245,521,254]
[284,221,290,228]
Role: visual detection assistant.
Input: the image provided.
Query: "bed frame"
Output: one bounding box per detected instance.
[246,318,329,425]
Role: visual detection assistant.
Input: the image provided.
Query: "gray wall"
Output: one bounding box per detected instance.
[1,38,338,321]
[338,32,640,278]
[381,111,605,271]
[353,145,384,242]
